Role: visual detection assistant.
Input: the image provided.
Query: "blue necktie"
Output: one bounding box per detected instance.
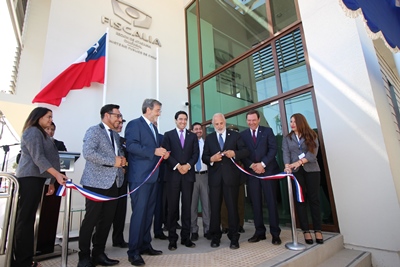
[196,144,202,172]
[149,123,157,141]
[218,133,224,151]
[109,129,115,150]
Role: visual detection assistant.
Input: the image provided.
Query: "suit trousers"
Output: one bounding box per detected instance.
[191,173,210,235]
[78,182,118,260]
[153,180,164,235]
[167,177,194,242]
[247,177,281,237]
[209,181,240,242]
[112,178,128,244]
[128,182,157,256]
[13,177,45,267]
[293,167,322,231]
[221,183,245,229]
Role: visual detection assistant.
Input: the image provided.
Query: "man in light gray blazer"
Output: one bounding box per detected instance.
[77,104,126,267]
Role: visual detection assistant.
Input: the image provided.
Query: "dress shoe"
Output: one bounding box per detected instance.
[303,231,314,244]
[112,241,128,248]
[204,232,212,240]
[168,241,177,251]
[230,240,240,249]
[272,236,282,245]
[191,233,199,241]
[92,253,119,266]
[238,226,245,233]
[154,232,168,240]
[140,246,163,256]
[314,231,324,244]
[77,258,95,267]
[128,254,145,266]
[181,239,196,248]
[221,228,228,234]
[176,223,182,229]
[248,235,266,243]
[210,239,220,248]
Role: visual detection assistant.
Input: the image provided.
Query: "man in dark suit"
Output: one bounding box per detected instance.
[162,111,199,251]
[125,99,169,266]
[202,113,249,249]
[77,104,126,267]
[240,109,282,245]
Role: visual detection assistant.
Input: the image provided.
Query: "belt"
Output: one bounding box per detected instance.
[195,171,207,175]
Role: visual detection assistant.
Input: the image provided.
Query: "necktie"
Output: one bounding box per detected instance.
[180,130,185,148]
[252,129,257,144]
[196,142,202,171]
[218,133,224,151]
[109,129,115,151]
[149,123,157,141]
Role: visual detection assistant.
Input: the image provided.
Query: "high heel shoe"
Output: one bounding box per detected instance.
[314,230,324,244]
[303,231,313,244]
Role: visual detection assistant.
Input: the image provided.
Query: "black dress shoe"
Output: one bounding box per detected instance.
[204,232,212,240]
[128,254,145,266]
[141,246,163,256]
[92,253,119,266]
[238,226,245,233]
[181,239,196,248]
[210,239,220,248]
[154,232,168,240]
[191,233,199,241]
[314,231,324,244]
[112,241,128,248]
[168,241,177,251]
[221,228,228,234]
[77,258,95,267]
[230,240,240,249]
[248,235,266,243]
[176,223,182,229]
[272,236,282,245]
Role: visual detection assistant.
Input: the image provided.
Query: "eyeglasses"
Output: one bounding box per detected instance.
[108,112,123,119]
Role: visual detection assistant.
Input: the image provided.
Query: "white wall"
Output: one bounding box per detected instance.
[298,0,400,266]
[13,0,189,229]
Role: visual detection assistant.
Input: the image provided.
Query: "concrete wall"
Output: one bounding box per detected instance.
[298,0,400,266]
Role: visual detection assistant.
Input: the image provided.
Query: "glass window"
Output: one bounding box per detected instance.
[284,92,316,130]
[186,2,200,83]
[270,0,298,33]
[276,28,309,92]
[189,85,202,124]
[199,0,270,76]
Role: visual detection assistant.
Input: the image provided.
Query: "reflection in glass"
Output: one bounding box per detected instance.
[189,85,202,124]
[186,2,200,83]
[284,92,316,130]
[199,0,270,76]
[276,28,309,92]
[270,0,298,32]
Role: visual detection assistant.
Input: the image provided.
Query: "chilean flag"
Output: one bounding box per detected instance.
[32,33,107,106]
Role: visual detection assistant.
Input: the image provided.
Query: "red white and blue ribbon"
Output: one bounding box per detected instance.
[56,156,164,202]
[230,158,304,202]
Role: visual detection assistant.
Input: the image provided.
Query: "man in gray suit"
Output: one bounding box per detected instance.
[77,104,126,267]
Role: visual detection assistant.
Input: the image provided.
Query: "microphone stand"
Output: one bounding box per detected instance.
[1,143,20,172]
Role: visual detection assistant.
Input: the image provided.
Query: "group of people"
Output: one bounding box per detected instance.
[12,99,324,267]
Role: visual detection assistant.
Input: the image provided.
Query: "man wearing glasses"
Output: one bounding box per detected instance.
[77,104,126,267]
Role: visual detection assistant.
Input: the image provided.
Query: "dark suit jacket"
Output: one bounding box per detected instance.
[202,129,249,187]
[54,139,67,152]
[125,116,161,184]
[162,129,199,182]
[240,126,280,175]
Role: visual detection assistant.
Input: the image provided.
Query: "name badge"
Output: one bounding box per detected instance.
[298,153,305,159]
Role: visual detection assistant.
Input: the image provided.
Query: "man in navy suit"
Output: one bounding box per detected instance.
[240,109,282,245]
[162,111,199,250]
[202,113,249,249]
[77,104,126,267]
[125,99,169,266]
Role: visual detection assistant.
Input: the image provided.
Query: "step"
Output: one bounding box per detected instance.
[317,249,371,267]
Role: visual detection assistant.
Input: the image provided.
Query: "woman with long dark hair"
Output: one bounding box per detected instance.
[282,113,323,245]
[13,107,67,267]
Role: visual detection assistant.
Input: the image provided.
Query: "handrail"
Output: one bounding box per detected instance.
[0,173,19,267]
